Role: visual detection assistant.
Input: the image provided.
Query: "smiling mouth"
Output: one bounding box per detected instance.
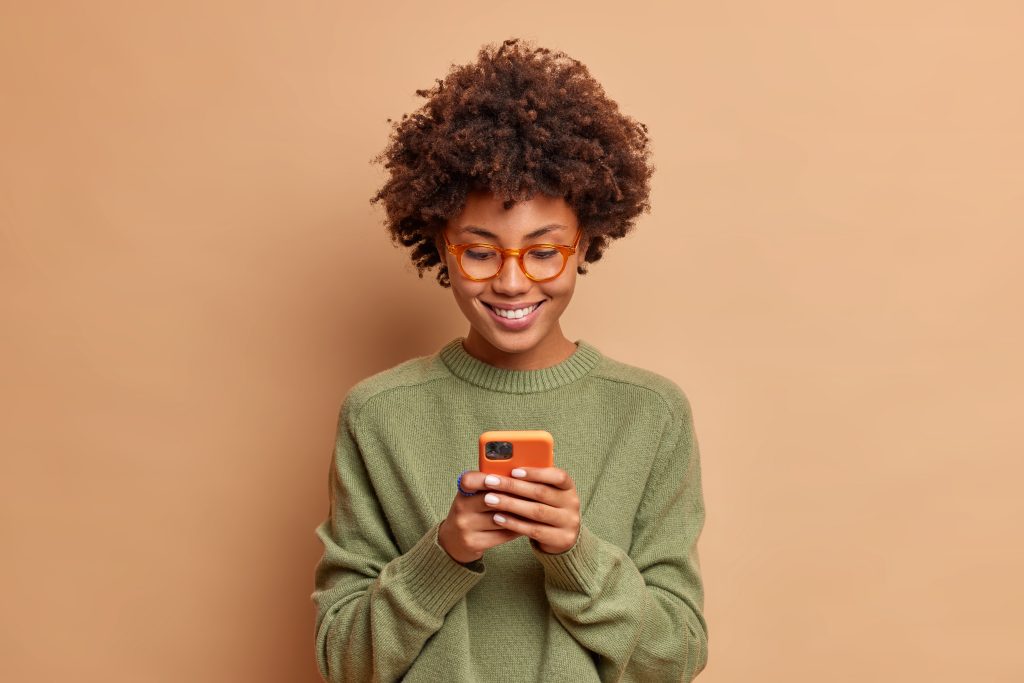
[483,301,545,318]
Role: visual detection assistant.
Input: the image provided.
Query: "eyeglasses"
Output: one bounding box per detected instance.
[443,229,583,282]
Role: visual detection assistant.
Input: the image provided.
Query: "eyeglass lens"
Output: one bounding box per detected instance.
[460,245,565,280]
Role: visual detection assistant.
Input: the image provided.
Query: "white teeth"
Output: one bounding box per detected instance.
[490,303,539,319]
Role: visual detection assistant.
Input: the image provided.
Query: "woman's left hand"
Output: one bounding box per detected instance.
[481,466,581,554]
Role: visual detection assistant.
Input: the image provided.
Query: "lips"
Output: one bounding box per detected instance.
[485,301,538,313]
[483,301,544,311]
[482,300,545,328]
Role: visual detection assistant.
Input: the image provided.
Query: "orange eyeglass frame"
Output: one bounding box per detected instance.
[442,228,583,282]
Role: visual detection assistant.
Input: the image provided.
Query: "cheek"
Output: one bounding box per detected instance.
[451,279,486,302]
[550,269,579,294]
[539,280,575,306]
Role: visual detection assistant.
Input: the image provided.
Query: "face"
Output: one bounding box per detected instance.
[437,190,587,369]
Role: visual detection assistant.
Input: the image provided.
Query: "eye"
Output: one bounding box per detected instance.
[527,249,559,260]
[465,247,498,261]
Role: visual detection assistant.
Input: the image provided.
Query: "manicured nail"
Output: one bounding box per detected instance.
[484,474,500,486]
[511,468,527,478]
[484,493,500,505]
[494,513,506,523]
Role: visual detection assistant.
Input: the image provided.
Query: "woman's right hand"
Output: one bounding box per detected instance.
[437,470,523,564]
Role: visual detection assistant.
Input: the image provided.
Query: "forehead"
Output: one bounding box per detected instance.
[450,191,577,242]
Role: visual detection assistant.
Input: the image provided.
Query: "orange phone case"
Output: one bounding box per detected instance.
[479,430,554,477]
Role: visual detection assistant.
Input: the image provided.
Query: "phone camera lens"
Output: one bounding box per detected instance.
[485,441,513,460]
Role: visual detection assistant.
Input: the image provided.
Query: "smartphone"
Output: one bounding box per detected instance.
[479,430,554,477]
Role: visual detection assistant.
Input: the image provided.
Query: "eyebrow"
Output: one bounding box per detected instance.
[458,224,569,241]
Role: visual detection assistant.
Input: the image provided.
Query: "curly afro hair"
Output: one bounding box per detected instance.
[370,37,655,288]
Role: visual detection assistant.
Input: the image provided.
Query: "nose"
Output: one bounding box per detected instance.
[491,253,531,295]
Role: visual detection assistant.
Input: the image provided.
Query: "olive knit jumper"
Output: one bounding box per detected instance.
[311,337,708,682]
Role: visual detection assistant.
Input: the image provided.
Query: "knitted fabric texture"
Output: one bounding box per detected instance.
[311,337,708,682]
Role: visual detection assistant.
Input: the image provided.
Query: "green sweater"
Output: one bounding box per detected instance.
[311,337,708,682]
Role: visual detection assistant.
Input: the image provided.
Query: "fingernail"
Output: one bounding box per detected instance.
[511,468,526,478]
[484,474,500,486]
[484,493,499,505]
[494,513,506,523]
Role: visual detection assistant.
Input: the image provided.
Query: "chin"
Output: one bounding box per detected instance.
[479,327,543,351]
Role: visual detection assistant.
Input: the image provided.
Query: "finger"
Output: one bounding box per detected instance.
[474,529,523,544]
[492,512,561,547]
[456,470,489,493]
[482,491,570,527]
[507,466,575,491]
[481,472,559,504]
[448,507,517,535]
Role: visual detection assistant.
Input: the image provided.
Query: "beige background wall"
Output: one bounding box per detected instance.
[2,1,1021,681]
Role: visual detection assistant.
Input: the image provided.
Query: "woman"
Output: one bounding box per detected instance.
[311,38,708,682]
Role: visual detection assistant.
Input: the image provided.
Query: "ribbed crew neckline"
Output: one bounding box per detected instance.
[439,337,602,394]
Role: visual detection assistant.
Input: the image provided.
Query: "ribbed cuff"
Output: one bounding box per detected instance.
[530,523,602,592]
[395,521,486,616]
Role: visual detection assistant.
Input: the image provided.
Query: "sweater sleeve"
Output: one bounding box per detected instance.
[530,391,709,682]
[310,396,487,683]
